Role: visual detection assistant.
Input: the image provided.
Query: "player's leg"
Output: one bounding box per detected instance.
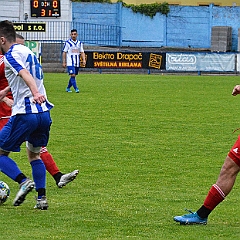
[69,74,79,93]
[0,151,28,184]
[66,67,73,92]
[40,147,79,187]
[174,136,240,225]
[26,111,52,210]
[71,67,80,93]
[66,79,73,92]
[27,145,48,210]
[0,151,35,207]
[0,116,35,207]
[195,156,239,219]
[40,147,60,176]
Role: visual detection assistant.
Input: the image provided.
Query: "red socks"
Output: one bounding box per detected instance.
[203,184,225,210]
[40,147,60,176]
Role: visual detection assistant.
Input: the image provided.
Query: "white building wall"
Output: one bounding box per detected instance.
[0,0,21,21]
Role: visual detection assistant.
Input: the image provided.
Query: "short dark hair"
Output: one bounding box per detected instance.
[71,29,77,33]
[0,20,16,42]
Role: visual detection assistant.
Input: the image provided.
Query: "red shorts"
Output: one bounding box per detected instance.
[228,135,240,167]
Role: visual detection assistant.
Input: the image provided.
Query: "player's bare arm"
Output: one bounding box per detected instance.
[232,85,240,96]
[18,69,46,104]
[81,52,86,66]
[62,51,67,68]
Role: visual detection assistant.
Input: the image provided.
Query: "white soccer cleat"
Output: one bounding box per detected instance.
[34,196,48,210]
[58,170,79,188]
[13,179,35,206]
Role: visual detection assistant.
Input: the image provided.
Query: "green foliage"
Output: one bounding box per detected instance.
[73,0,169,17]
[72,0,111,3]
[120,1,170,17]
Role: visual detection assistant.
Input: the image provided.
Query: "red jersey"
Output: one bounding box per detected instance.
[0,54,13,129]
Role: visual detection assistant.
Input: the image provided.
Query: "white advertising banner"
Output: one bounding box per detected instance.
[166,53,235,72]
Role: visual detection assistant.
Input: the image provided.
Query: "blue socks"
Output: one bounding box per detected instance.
[67,78,72,88]
[0,156,46,198]
[30,159,46,191]
[68,76,78,90]
[0,155,24,182]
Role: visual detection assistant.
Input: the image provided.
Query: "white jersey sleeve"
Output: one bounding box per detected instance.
[4,44,54,116]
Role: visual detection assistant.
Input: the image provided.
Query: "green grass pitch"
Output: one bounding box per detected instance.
[1,73,240,239]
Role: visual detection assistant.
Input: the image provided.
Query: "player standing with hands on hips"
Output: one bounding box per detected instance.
[62,29,86,93]
[174,84,240,224]
[0,20,53,210]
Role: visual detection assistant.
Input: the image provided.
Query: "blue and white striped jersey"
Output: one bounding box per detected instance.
[62,38,84,67]
[4,44,54,116]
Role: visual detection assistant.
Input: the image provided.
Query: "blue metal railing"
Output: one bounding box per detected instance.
[73,22,120,46]
[14,21,121,47]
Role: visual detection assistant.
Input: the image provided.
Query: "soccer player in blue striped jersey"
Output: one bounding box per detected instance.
[62,29,86,93]
[0,20,53,210]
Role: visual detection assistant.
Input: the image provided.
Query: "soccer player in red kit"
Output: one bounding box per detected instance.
[0,49,78,188]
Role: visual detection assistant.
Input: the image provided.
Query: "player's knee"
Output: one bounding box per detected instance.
[26,141,41,161]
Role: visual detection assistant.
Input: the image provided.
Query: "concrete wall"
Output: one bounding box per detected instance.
[166,6,210,49]
[1,1,240,51]
[211,6,240,51]
[72,3,240,50]
[117,0,238,6]
[121,8,166,47]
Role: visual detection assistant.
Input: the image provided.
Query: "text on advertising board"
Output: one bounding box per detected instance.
[87,52,164,69]
[14,23,46,32]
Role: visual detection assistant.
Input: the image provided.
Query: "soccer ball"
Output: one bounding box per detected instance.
[0,181,10,204]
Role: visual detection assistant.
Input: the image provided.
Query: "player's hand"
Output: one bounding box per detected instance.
[33,92,46,104]
[0,86,10,101]
[62,63,66,68]
[232,85,240,96]
[3,97,13,107]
